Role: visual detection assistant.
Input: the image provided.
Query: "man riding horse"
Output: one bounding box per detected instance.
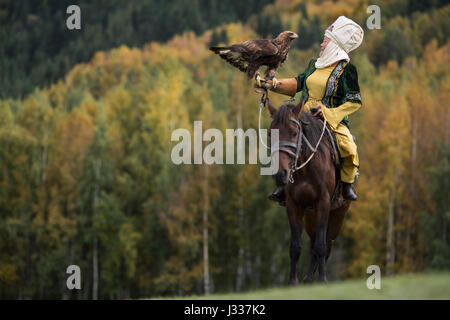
[257,16,364,205]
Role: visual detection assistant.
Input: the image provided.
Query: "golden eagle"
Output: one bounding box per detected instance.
[209,31,298,87]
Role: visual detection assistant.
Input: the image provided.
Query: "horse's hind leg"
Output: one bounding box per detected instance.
[326,240,333,262]
[287,205,303,285]
[323,204,349,272]
[304,239,330,283]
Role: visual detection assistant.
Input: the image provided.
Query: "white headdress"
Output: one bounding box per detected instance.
[315,16,364,69]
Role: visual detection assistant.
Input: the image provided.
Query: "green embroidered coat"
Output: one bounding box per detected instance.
[295,58,362,128]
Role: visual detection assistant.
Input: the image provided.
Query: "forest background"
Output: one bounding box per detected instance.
[0,0,449,299]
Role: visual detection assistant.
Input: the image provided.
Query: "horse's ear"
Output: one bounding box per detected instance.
[267,99,277,118]
[292,100,304,118]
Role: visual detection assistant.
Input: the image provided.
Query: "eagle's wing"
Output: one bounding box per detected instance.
[230,40,278,60]
[210,39,278,77]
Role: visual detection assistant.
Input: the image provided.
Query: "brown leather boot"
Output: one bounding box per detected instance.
[342,182,357,201]
[268,186,286,206]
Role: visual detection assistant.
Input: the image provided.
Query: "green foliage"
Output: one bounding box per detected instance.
[367,16,416,66]
[1,0,274,99]
[293,15,322,50]
[255,11,284,39]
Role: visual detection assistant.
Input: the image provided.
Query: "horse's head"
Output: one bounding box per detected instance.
[268,99,304,186]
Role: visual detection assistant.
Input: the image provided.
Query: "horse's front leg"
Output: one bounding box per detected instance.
[313,196,330,283]
[287,204,303,285]
[303,240,317,283]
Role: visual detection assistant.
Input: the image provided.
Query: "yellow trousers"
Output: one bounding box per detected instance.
[303,102,360,183]
[333,123,359,183]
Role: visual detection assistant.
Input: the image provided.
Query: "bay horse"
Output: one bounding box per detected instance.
[267,98,351,283]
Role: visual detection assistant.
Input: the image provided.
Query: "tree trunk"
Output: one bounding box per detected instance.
[235,86,245,292]
[92,158,102,300]
[235,193,245,292]
[92,236,98,300]
[203,165,210,295]
[386,169,398,275]
[406,114,418,268]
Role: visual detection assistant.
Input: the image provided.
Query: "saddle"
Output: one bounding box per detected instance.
[325,125,342,170]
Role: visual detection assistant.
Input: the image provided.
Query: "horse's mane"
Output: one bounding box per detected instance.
[273,104,293,127]
[274,104,332,156]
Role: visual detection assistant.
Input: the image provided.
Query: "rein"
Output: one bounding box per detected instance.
[289,119,327,178]
[258,92,270,150]
[258,91,328,184]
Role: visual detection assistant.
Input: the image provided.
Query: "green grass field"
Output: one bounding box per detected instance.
[154,272,450,300]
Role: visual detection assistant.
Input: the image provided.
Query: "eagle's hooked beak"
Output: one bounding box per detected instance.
[290,32,299,39]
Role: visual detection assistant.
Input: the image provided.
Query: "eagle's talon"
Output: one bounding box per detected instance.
[255,72,262,87]
[272,77,278,88]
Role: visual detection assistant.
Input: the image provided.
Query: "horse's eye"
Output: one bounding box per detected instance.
[292,132,298,138]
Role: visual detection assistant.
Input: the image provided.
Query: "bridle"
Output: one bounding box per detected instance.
[272,114,327,184]
[258,91,328,184]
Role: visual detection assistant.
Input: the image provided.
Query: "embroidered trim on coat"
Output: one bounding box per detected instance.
[346,92,362,101]
[322,61,347,108]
